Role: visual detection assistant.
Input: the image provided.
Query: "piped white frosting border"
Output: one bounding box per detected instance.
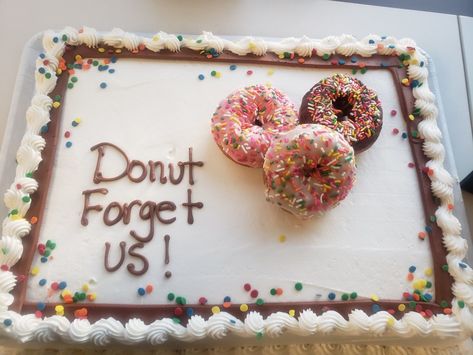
[0,27,472,346]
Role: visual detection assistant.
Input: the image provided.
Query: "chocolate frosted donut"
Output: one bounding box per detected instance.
[263,124,356,219]
[299,74,383,152]
[211,84,299,168]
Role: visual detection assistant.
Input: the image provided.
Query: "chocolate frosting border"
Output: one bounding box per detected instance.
[9,45,453,323]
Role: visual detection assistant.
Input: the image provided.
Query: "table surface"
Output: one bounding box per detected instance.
[0,0,472,351]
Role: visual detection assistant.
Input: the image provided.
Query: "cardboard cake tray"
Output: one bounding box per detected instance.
[0,31,472,350]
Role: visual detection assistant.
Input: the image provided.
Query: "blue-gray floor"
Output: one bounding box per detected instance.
[337,0,473,16]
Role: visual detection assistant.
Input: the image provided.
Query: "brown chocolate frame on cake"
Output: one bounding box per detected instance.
[1,28,471,346]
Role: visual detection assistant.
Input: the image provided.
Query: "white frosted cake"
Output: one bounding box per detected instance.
[0,27,472,352]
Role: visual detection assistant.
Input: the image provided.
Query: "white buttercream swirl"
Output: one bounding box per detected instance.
[452,283,473,305]
[2,217,31,238]
[41,30,57,52]
[145,31,181,53]
[15,145,42,178]
[225,37,268,56]
[41,315,71,340]
[78,26,100,48]
[124,318,148,343]
[315,36,340,56]
[34,70,57,95]
[335,34,357,56]
[370,312,393,335]
[67,319,92,343]
[293,36,316,57]
[402,312,432,336]
[90,318,124,345]
[26,104,50,134]
[145,319,181,344]
[297,309,318,335]
[418,119,442,143]
[416,98,439,119]
[0,271,16,294]
[206,312,245,339]
[431,313,462,337]
[413,85,436,102]
[453,305,473,333]
[21,134,45,153]
[448,256,473,285]
[0,236,23,266]
[11,177,38,195]
[200,31,225,53]
[348,309,371,334]
[422,141,445,161]
[186,315,207,339]
[265,312,298,338]
[408,65,429,81]
[444,235,468,257]
[4,188,29,217]
[318,310,349,334]
[102,28,126,48]
[122,32,142,52]
[435,205,462,235]
[244,312,264,335]
[31,93,52,111]
[10,314,42,343]
[61,26,80,46]
[144,322,170,345]
[36,54,58,73]
[0,293,13,312]
[33,321,60,343]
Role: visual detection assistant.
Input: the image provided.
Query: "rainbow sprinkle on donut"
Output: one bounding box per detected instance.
[211,85,299,168]
[300,74,383,152]
[263,124,356,218]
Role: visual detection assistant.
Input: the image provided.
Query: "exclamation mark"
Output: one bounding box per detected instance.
[164,234,171,278]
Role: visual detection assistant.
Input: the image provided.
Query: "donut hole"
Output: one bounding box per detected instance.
[254,118,263,127]
[302,165,320,179]
[332,96,354,122]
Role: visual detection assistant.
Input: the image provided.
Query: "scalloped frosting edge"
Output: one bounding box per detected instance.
[0,26,472,345]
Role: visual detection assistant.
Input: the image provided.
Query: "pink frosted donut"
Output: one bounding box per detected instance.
[211,84,299,168]
[263,124,356,218]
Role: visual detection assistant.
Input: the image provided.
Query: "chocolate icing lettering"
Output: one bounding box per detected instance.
[129,201,156,243]
[123,200,142,224]
[91,143,129,184]
[81,188,108,226]
[184,147,204,185]
[104,241,126,272]
[156,201,176,224]
[103,201,124,226]
[164,234,170,264]
[103,241,150,276]
[83,144,204,276]
[182,188,203,224]
[169,162,185,185]
[127,242,149,275]
[149,160,167,184]
[90,143,203,185]
[128,160,147,183]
